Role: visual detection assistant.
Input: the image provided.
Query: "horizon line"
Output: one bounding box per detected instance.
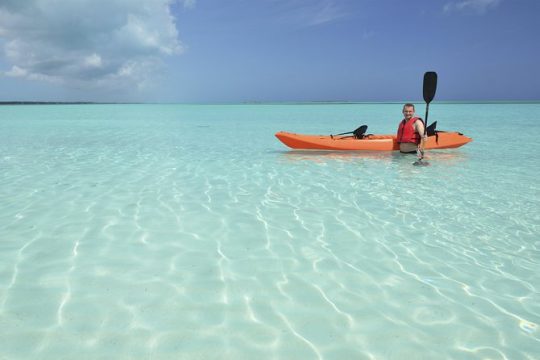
[1,100,539,106]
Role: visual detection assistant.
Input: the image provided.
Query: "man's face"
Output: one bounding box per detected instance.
[402,106,414,120]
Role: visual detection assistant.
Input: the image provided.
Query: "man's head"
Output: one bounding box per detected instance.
[402,103,415,120]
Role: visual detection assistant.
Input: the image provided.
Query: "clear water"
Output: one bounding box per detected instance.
[0,103,538,359]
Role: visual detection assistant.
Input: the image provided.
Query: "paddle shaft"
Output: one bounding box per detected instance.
[415,72,437,163]
[424,103,430,136]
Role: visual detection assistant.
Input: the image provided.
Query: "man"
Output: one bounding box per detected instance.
[396,103,426,155]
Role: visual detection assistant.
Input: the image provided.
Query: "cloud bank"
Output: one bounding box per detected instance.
[0,0,186,90]
[444,0,501,14]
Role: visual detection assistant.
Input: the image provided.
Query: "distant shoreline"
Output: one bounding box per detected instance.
[0,101,110,105]
[1,100,539,106]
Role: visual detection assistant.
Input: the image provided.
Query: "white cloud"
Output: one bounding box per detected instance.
[277,0,347,27]
[0,0,184,90]
[5,65,27,77]
[84,54,102,68]
[183,0,196,9]
[306,1,346,26]
[444,0,501,14]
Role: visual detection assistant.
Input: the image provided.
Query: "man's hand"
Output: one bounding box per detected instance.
[417,148,424,160]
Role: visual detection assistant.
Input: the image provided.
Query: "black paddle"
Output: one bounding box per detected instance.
[414,71,437,166]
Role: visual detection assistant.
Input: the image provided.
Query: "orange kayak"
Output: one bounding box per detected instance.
[275,131,472,151]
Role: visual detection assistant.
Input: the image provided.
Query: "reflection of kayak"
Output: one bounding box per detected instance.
[275,131,472,151]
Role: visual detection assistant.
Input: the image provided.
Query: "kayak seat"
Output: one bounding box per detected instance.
[331,124,368,139]
[353,125,368,139]
[426,121,437,136]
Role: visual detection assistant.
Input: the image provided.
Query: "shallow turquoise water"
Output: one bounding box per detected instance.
[0,103,539,359]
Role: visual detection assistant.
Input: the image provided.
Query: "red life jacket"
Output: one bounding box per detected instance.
[397,117,423,144]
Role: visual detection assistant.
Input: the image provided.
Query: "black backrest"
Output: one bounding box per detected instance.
[426,121,437,136]
[353,125,368,139]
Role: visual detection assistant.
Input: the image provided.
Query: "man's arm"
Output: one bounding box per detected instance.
[415,119,427,151]
[414,119,425,136]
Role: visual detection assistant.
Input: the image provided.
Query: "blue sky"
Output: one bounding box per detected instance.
[0,0,538,102]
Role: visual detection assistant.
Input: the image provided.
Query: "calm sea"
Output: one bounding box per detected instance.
[0,103,539,359]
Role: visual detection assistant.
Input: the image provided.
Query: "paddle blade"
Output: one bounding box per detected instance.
[423,71,438,104]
